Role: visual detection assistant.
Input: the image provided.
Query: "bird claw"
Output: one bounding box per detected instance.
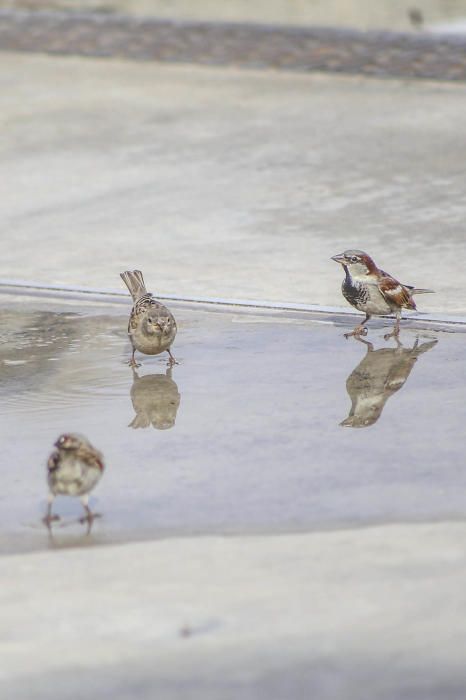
[128,359,141,368]
[42,514,60,529]
[384,331,400,342]
[79,512,101,525]
[344,326,368,339]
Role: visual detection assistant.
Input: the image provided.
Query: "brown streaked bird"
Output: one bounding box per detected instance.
[44,433,105,527]
[340,336,438,428]
[331,250,433,339]
[121,270,177,367]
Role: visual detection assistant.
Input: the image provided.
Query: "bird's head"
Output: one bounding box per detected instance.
[143,314,174,336]
[54,433,86,450]
[331,250,377,277]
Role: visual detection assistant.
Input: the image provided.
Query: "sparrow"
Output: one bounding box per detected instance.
[340,336,437,427]
[121,270,177,367]
[44,433,105,527]
[129,366,181,430]
[331,250,433,339]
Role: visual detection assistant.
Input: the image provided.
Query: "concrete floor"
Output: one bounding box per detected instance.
[3,524,466,700]
[2,53,466,313]
[1,46,466,700]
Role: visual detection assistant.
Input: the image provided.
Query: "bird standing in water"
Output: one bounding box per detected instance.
[44,433,105,527]
[121,270,177,367]
[331,250,433,339]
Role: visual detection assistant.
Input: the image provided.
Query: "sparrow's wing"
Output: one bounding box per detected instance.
[378,272,416,310]
[47,450,60,472]
[77,444,105,472]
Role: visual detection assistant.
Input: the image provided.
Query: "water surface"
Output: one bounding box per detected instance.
[1,295,464,553]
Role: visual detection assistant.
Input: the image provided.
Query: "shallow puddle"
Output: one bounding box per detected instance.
[0,294,464,553]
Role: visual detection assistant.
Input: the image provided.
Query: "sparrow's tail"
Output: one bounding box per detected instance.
[120,270,147,302]
[410,288,435,295]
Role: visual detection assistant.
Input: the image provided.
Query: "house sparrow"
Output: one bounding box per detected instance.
[44,433,105,527]
[121,270,177,367]
[341,336,438,427]
[129,366,181,430]
[331,250,433,339]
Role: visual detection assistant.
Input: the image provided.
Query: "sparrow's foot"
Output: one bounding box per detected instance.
[79,510,102,534]
[42,514,60,529]
[166,350,179,367]
[128,358,141,368]
[383,329,400,342]
[79,511,102,525]
[344,326,368,339]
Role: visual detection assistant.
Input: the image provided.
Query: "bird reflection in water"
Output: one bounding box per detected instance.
[129,366,181,430]
[341,336,438,428]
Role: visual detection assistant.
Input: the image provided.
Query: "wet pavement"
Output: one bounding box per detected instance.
[1,292,466,699]
[1,293,463,554]
[2,22,466,698]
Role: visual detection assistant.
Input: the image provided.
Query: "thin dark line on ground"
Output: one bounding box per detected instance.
[1,279,465,330]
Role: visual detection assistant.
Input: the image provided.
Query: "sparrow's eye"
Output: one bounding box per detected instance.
[147,317,153,323]
[350,256,358,263]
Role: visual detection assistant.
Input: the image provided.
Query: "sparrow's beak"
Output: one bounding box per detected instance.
[331,254,346,265]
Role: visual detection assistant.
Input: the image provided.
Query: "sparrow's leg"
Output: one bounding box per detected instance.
[79,495,101,531]
[344,314,370,339]
[384,312,401,341]
[166,349,179,366]
[42,493,60,528]
[127,346,141,368]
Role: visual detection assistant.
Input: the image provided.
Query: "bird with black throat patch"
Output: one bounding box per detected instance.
[331,250,433,339]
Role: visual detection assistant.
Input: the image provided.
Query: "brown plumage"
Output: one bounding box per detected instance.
[331,250,433,339]
[44,433,105,527]
[120,270,177,367]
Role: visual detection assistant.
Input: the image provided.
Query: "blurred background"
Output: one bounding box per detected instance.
[2,0,466,32]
